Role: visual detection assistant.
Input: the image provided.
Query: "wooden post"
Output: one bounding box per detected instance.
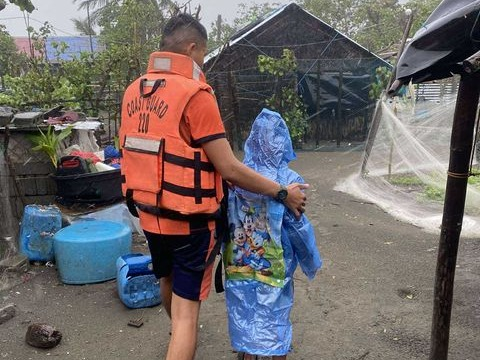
[0,128,20,241]
[315,62,322,146]
[227,70,241,151]
[216,15,222,44]
[429,62,480,359]
[361,99,382,175]
[336,66,343,147]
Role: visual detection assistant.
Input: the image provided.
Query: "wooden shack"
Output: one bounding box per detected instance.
[205,2,391,149]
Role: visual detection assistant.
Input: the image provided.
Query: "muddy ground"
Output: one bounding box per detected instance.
[1,149,479,360]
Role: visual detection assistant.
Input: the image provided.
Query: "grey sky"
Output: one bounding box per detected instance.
[0,0,292,36]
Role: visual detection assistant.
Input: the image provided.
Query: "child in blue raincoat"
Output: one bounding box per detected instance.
[223,108,322,360]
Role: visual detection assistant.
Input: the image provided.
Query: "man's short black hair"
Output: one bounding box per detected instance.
[160,13,207,51]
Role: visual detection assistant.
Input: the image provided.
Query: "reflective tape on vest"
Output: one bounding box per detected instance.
[124,136,162,154]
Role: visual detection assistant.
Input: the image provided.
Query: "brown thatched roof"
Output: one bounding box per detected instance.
[205,2,390,74]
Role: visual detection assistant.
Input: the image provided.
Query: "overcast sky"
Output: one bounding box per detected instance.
[0,0,292,37]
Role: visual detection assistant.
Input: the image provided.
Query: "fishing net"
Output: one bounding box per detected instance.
[336,82,480,237]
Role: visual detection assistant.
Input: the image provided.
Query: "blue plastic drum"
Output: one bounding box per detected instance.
[19,205,62,262]
[53,220,132,284]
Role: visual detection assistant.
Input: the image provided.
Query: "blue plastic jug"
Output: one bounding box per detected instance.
[19,205,62,262]
[116,253,161,309]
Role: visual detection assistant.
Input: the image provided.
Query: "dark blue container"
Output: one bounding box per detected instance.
[116,253,161,309]
[19,205,62,262]
[53,220,132,284]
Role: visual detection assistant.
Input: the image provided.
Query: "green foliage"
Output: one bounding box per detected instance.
[207,17,235,50]
[300,0,362,38]
[1,1,171,113]
[300,0,441,53]
[258,48,298,76]
[353,0,405,52]
[208,2,280,51]
[0,24,85,109]
[257,49,307,146]
[388,174,424,186]
[82,0,169,101]
[404,0,443,34]
[8,0,34,12]
[0,25,25,83]
[468,173,480,186]
[112,135,120,150]
[233,2,280,30]
[27,125,74,167]
[385,173,449,202]
[422,184,444,202]
[369,66,393,100]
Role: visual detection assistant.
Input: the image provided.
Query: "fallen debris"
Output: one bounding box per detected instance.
[25,323,62,349]
[0,254,28,272]
[127,310,145,328]
[127,318,144,328]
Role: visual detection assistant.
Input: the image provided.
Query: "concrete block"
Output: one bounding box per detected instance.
[18,177,37,196]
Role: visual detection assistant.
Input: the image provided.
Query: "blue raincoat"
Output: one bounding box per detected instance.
[224,108,322,356]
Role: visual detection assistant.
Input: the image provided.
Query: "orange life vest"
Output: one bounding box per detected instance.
[120,52,223,221]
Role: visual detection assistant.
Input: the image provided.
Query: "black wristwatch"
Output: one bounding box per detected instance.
[274,185,288,203]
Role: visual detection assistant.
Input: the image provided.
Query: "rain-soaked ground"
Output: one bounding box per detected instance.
[1,149,479,360]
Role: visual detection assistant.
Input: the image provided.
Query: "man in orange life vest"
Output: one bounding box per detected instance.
[119,14,308,360]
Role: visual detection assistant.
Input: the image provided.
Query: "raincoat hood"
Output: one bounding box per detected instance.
[242,108,296,182]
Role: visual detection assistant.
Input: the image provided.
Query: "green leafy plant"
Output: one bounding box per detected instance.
[421,184,445,202]
[113,135,120,150]
[27,125,74,167]
[257,49,307,147]
[369,66,392,100]
[388,174,424,186]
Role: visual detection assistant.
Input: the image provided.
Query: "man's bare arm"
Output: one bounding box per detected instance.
[202,138,308,218]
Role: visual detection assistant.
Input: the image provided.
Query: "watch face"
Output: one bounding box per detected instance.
[277,189,288,201]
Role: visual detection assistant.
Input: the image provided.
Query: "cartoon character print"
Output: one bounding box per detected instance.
[243,212,255,238]
[231,226,250,266]
[228,201,274,276]
[254,206,269,239]
[246,231,271,272]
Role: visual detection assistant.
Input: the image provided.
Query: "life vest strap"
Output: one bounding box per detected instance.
[140,78,165,98]
[164,152,215,172]
[163,181,216,198]
[135,201,220,221]
[125,189,139,218]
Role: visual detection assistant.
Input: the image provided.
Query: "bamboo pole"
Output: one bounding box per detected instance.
[429,52,480,360]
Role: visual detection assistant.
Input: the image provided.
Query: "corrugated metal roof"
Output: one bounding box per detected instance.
[14,36,102,61]
[14,37,41,57]
[46,36,101,61]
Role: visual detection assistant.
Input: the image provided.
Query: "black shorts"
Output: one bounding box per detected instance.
[144,230,215,301]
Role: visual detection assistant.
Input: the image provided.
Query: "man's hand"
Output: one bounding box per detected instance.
[284,183,309,219]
